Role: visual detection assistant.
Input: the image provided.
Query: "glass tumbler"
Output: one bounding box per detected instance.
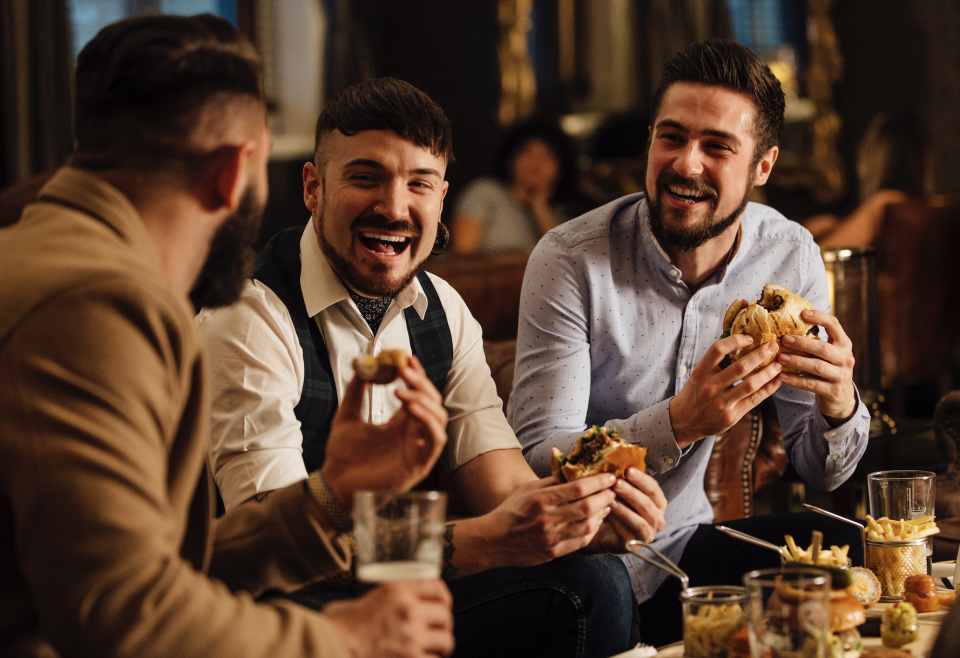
[744,568,831,658]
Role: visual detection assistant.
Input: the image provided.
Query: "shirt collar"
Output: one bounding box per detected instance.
[298,222,428,319]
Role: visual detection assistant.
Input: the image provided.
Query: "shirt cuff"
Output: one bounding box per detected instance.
[813,384,869,476]
[615,398,681,475]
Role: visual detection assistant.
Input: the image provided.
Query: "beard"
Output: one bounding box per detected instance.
[189,186,265,309]
[645,170,754,252]
[317,207,427,298]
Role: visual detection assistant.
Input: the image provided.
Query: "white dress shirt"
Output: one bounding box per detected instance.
[509,194,870,601]
[198,223,521,511]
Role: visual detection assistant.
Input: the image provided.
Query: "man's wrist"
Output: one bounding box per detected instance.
[819,389,858,427]
[668,397,697,448]
[307,470,353,533]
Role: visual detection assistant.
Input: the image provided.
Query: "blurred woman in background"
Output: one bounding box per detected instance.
[806,110,934,248]
[450,119,587,255]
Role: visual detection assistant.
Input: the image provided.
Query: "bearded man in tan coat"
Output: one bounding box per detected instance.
[0,14,453,658]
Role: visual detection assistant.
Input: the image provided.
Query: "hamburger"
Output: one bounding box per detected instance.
[550,426,647,483]
[721,284,820,374]
[352,349,409,384]
[769,568,865,658]
[828,588,866,658]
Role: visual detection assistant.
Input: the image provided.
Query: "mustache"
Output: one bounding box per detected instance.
[656,172,719,200]
[350,213,422,238]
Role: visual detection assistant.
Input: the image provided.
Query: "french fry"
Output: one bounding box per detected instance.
[780,535,851,567]
[864,515,940,542]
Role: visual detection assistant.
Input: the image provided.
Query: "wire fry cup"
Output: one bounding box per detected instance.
[865,538,927,600]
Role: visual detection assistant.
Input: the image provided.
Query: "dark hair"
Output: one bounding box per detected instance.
[857,110,933,200]
[315,77,454,167]
[492,119,580,204]
[649,39,785,163]
[73,13,263,169]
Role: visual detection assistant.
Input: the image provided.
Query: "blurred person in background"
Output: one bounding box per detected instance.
[450,119,588,255]
[805,110,933,248]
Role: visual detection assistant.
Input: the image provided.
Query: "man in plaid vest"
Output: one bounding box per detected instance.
[199,78,669,657]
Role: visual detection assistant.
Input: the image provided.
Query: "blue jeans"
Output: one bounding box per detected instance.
[267,554,635,658]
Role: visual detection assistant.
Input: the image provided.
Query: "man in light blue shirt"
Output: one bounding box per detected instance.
[509,39,870,646]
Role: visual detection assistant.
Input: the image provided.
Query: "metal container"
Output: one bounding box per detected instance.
[680,586,747,658]
[822,247,881,405]
[865,538,928,600]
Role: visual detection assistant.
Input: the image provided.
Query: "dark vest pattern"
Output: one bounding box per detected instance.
[252,226,453,472]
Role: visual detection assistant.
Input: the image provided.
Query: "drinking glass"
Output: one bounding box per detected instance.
[868,470,936,571]
[743,568,831,658]
[867,470,936,522]
[353,490,447,584]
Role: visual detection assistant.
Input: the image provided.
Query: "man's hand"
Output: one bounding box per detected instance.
[598,467,668,550]
[777,309,857,425]
[324,579,455,658]
[321,356,448,508]
[471,475,616,568]
[670,334,783,448]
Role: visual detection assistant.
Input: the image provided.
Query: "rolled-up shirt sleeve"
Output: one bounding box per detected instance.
[197,281,308,510]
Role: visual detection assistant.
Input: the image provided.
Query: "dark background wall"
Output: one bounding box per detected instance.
[831,0,960,206]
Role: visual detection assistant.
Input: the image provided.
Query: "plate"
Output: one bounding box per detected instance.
[607,644,659,658]
[653,641,683,658]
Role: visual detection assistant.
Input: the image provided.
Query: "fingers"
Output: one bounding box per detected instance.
[608,470,665,541]
[544,472,617,505]
[335,375,367,421]
[397,577,454,607]
[398,355,444,404]
[800,310,852,348]
[703,333,754,369]
[394,387,449,434]
[620,468,668,528]
[718,341,780,388]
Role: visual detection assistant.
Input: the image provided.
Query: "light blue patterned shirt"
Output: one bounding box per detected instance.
[508,193,870,602]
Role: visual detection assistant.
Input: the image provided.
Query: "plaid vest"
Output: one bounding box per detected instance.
[252,226,453,472]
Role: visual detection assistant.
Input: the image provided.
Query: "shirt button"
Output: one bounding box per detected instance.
[374,411,382,422]
[669,269,679,278]
[831,454,839,461]
[679,365,688,375]
[664,457,674,466]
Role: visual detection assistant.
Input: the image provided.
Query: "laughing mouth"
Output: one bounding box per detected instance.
[667,184,713,204]
[358,231,413,256]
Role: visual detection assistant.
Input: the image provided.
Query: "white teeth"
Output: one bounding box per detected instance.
[668,185,706,198]
[361,232,408,242]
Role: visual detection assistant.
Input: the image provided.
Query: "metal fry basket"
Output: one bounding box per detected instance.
[865,538,927,600]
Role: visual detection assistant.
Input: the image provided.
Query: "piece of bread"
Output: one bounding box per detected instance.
[722,284,819,374]
[352,349,410,384]
[550,426,646,483]
[849,567,883,608]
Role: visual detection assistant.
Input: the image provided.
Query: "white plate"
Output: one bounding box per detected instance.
[608,644,659,658]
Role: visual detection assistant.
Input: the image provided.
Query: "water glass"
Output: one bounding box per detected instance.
[867,470,936,522]
[353,490,447,584]
[743,568,831,658]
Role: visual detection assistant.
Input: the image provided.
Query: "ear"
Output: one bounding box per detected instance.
[753,146,779,186]
[212,140,258,211]
[303,161,321,213]
[439,179,449,217]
